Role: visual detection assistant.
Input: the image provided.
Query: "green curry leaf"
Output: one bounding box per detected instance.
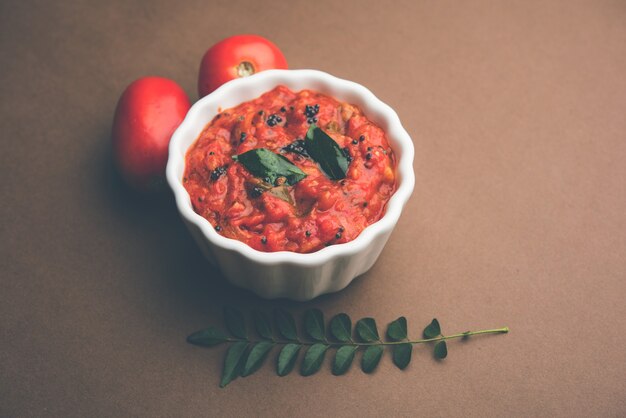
[303,309,326,342]
[223,306,247,339]
[361,345,384,374]
[423,318,442,339]
[186,327,228,347]
[300,343,329,376]
[304,124,349,180]
[392,343,412,370]
[233,148,306,186]
[220,341,248,388]
[274,309,298,341]
[242,341,274,377]
[277,343,301,377]
[332,345,357,376]
[252,310,273,340]
[434,341,448,359]
[356,318,380,342]
[188,308,509,387]
[329,313,352,342]
[387,316,408,341]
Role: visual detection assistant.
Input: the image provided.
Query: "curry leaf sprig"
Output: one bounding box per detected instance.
[304,124,349,180]
[232,125,348,188]
[232,148,306,186]
[187,307,509,387]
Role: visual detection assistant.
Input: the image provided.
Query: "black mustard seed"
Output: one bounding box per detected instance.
[266,114,282,127]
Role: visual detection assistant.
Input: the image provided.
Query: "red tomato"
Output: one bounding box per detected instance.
[197,34,288,97]
[112,77,191,191]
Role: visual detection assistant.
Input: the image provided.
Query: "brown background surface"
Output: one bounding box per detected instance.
[2,0,625,417]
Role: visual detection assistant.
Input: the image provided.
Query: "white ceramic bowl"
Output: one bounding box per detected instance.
[167,69,414,301]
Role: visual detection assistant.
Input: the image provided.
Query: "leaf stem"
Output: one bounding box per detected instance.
[414,327,510,345]
[228,327,509,347]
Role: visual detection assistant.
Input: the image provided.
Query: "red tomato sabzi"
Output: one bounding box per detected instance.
[183,86,397,253]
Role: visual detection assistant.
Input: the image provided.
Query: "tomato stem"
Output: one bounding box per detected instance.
[237,61,255,77]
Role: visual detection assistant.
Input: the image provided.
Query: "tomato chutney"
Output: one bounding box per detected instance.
[183,86,397,253]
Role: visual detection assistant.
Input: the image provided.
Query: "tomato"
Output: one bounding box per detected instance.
[112,76,191,191]
[197,34,288,98]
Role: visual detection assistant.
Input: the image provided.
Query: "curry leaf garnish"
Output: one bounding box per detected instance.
[329,313,352,342]
[332,345,358,376]
[187,327,228,347]
[303,309,326,342]
[387,316,408,341]
[233,148,306,186]
[223,306,247,339]
[304,124,349,180]
[355,318,379,342]
[274,309,298,341]
[434,341,448,359]
[423,318,441,339]
[268,185,294,205]
[220,341,248,388]
[242,341,274,377]
[253,310,273,340]
[247,181,294,205]
[188,309,509,387]
[361,345,384,374]
[300,343,330,376]
[277,343,301,377]
[392,343,412,370]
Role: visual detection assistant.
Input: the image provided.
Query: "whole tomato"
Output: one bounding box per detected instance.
[112,76,191,191]
[198,34,288,97]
